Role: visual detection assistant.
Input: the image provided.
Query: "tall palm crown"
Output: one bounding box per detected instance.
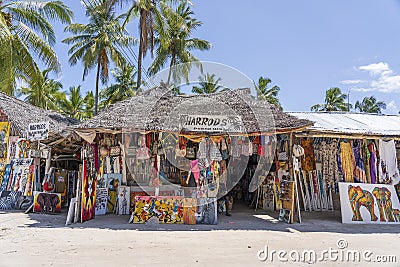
[254,76,282,110]
[192,73,223,94]
[0,0,73,95]
[100,63,137,107]
[149,1,211,85]
[59,85,86,120]
[63,0,134,115]
[355,96,386,114]
[311,87,350,112]
[18,68,65,110]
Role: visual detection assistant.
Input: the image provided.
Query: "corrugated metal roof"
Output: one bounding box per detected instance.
[288,112,400,136]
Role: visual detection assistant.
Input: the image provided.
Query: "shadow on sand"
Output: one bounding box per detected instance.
[2,205,397,234]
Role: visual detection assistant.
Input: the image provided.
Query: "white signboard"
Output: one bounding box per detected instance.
[180,115,243,132]
[339,182,400,224]
[28,122,49,141]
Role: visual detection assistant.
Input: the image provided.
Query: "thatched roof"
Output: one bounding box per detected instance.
[0,92,78,142]
[76,86,311,134]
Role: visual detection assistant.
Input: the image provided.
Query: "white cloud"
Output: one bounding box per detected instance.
[340,79,368,85]
[386,101,399,114]
[359,62,392,76]
[345,62,400,93]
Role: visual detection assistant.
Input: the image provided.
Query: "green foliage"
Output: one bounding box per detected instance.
[192,73,223,94]
[59,85,87,120]
[0,0,73,95]
[355,96,386,114]
[311,87,350,112]
[149,1,211,85]
[99,63,137,108]
[63,0,135,115]
[18,68,65,110]
[254,76,282,110]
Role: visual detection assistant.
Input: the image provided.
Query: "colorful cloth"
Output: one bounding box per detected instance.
[301,140,316,172]
[352,140,366,183]
[340,141,355,183]
[368,142,377,184]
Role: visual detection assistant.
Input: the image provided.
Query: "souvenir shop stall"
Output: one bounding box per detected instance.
[289,112,400,224]
[0,92,79,214]
[72,86,312,225]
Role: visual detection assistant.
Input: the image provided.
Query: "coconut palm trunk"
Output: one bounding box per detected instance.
[95,58,101,115]
[166,52,175,86]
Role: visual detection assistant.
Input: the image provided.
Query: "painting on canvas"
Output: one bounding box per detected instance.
[339,182,400,224]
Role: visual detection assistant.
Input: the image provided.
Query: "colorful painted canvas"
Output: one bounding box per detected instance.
[6,136,19,161]
[131,196,184,224]
[0,164,12,191]
[15,139,30,159]
[129,190,148,214]
[339,182,400,224]
[24,165,35,196]
[0,191,21,210]
[81,161,97,222]
[12,165,29,194]
[0,122,10,171]
[196,198,217,225]
[95,187,108,216]
[33,191,61,213]
[105,173,122,213]
[117,186,130,215]
[183,198,197,224]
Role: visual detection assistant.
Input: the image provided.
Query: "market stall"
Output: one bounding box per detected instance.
[71,86,312,225]
[0,92,79,213]
[289,112,400,224]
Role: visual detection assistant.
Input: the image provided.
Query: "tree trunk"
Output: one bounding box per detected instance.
[137,12,144,91]
[166,54,175,86]
[95,59,101,116]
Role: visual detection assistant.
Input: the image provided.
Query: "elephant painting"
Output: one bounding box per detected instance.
[372,187,395,222]
[392,209,400,222]
[34,192,61,213]
[348,185,378,221]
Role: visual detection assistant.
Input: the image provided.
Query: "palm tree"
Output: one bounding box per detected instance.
[311,87,350,112]
[149,1,211,85]
[0,0,73,95]
[355,96,386,113]
[192,73,223,94]
[254,76,282,110]
[59,85,86,120]
[63,0,134,115]
[18,68,65,110]
[83,91,95,119]
[99,63,137,108]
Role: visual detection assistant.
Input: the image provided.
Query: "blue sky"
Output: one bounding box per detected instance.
[53,0,400,114]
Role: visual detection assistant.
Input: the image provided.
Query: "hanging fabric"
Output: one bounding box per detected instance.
[368,142,378,184]
[300,139,316,172]
[352,140,366,183]
[340,141,355,183]
[378,139,400,185]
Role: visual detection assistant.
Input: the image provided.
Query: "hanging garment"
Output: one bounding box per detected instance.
[352,140,366,183]
[378,139,400,185]
[136,134,150,160]
[320,139,341,191]
[301,139,316,172]
[190,160,201,185]
[368,142,378,184]
[340,141,355,183]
